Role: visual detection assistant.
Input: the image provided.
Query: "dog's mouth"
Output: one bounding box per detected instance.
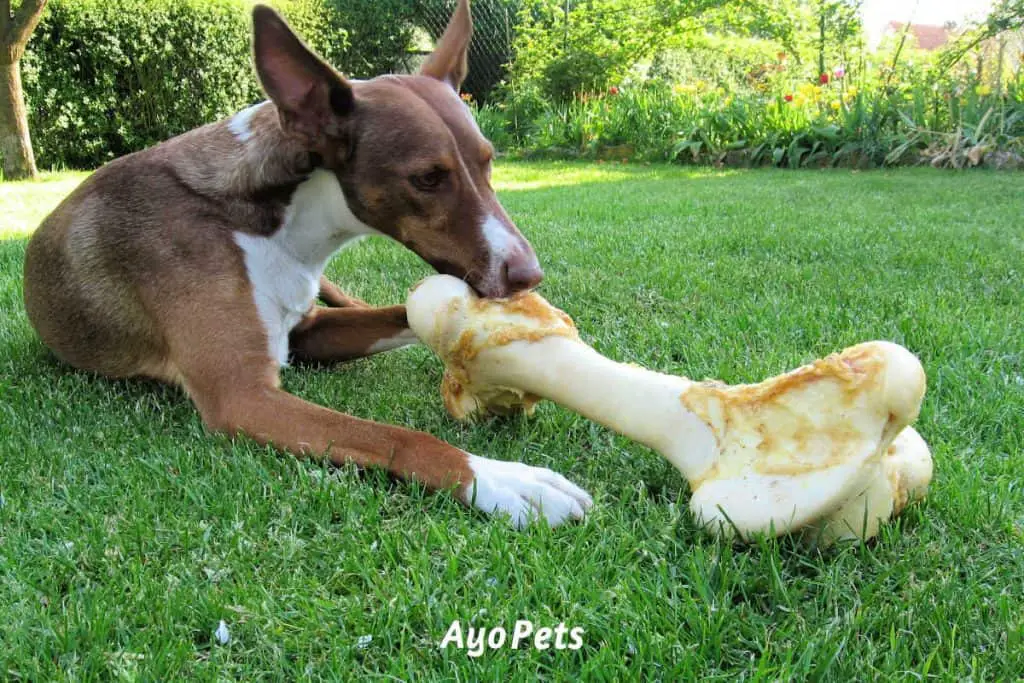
[424,261,506,300]
[439,266,543,300]
[470,277,517,300]
[424,242,544,299]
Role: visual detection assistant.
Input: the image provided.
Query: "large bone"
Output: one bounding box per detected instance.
[407,275,933,543]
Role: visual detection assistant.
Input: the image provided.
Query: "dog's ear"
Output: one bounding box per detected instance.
[252,5,353,143]
[420,0,472,91]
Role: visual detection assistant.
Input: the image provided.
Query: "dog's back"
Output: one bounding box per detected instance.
[23,118,291,381]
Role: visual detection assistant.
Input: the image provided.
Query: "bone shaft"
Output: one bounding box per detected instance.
[477,336,718,480]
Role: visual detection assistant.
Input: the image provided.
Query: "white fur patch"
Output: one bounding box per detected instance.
[235,170,380,365]
[465,453,593,529]
[481,214,517,279]
[228,101,266,143]
[481,215,515,257]
[366,329,420,355]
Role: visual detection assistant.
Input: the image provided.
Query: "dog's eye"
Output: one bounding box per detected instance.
[410,168,449,192]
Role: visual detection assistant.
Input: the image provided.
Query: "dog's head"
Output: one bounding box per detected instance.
[251,1,541,298]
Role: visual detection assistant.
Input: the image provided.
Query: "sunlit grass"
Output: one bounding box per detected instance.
[1,163,1022,679]
[0,171,89,237]
[494,163,658,191]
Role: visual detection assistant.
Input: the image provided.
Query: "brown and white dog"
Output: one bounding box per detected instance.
[23,1,592,528]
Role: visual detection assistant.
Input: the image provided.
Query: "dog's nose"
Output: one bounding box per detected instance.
[503,253,544,293]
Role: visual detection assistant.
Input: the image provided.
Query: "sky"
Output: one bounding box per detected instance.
[862,0,994,29]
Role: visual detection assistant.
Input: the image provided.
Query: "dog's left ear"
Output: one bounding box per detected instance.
[252,5,354,144]
[420,0,473,91]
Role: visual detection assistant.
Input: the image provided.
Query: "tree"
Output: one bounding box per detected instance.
[511,0,795,102]
[1,0,46,181]
[940,0,1024,71]
[813,0,862,78]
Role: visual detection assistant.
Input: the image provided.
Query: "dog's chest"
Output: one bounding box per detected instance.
[234,170,376,366]
[234,232,323,365]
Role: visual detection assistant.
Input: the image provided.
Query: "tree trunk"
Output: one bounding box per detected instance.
[0,58,37,180]
[818,7,827,79]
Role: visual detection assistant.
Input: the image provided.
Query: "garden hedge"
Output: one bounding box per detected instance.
[22,0,346,170]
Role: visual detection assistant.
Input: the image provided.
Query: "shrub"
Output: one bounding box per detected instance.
[280,0,351,68]
[24,0,251,169]
[471,100,517,151]
[508,0,795,103]
[648,36,788,96]
[510,0,640,102]
[22,0,344,170]
[478,75,1024,169]
[324,0,420,78]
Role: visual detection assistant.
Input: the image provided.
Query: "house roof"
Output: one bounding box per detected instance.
[886,22,954,51]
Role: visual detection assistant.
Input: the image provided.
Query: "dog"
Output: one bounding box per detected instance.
[22,1,592,528]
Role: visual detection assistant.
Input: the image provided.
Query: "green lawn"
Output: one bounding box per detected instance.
[1,163,1022,680]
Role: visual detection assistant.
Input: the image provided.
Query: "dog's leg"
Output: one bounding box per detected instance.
[153,280,591,528]
[290,305,419,363]
[189,370,470,489]
[190,378,590,527]
[318,275,369,308]
[178,345,589,528]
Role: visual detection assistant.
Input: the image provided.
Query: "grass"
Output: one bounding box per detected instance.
[1,163,1022,680]
[0,172,87,238]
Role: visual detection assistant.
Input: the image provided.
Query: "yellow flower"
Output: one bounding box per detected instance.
[696,80,707,91]
[846,86,858,98]
[831,100,841,111]
[975,84,992,96]
[797,82,820,102]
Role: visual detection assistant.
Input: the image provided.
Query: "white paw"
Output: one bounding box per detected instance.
[465,454,593,529]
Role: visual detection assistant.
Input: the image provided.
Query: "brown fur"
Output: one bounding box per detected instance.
[22,0,541,503]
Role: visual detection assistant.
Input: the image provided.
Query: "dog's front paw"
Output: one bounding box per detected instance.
[465,454,593,529]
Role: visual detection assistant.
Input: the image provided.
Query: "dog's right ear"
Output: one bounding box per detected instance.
[252,5,353,144]
[420,0,472,90]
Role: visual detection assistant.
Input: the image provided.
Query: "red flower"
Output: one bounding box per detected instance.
[819,73,830,85]
[608,86,620,95]
[784,94,793,102]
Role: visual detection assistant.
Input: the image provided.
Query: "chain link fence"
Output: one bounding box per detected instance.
[408,0,521,103]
